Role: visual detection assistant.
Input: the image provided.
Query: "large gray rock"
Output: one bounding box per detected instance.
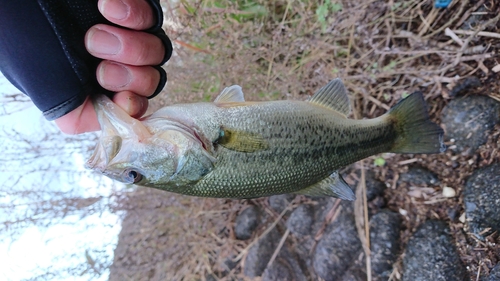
[293,198,338,280]
[313,203,361,281]
[402,220,468,281]
[340,267,367,281]
[370,211,401,280]
[286,204,314,237]
[234,205,260,240]
[244,228,280,278]
[262,259,293,281]
[262,246,307,281]
[441,95,500,154]
[463,164,500,237]
[268,194,295,214]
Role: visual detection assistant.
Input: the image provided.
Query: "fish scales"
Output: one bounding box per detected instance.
[87,79,445,200]
[181,101,396,198]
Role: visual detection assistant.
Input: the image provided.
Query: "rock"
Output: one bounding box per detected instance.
[460,6,487,31]
[221,256,239,275]
[398,166,440,186]
[463,164,500,237]
[269,194,295,214]
[234,205,260,240]
[449,77,481,97]
[313,203,361,281]
[338,258,367,281]
[485,262,500,281]
[262,259,293,281]
[441,95,500,154]
[244,228,281,278]
[262,247,307,281]
[205,274,217,281]
[287,204,314,237]
[341,268,367,281]
[402,220,468,281]
[291,198,338,279]
[370,211,401,280]
[365,171,386,201]
[310,198,337,236]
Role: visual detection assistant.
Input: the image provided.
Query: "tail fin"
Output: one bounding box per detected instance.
[388,92,446,154]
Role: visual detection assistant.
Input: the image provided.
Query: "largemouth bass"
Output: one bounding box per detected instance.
[87,79,445,200]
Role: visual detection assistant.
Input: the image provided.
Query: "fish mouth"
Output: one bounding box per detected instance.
[85,145,108,173]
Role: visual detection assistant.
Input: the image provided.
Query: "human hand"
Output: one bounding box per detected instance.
[55,0,167,134]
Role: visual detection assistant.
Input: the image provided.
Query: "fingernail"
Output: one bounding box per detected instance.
[100,0,130,20]
[87,28,121,55]
[126,95,147,117]
[99,63,131,88]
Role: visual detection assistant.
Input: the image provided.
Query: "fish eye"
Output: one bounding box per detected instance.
[123,169,143,184]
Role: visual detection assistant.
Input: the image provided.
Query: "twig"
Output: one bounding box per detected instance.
[455,0,485,28]
[458,53,493,62]
[355,164,372,281]
[444,28,464,46]
[423,0,469,38]
[398,158,419,165]
[173,39,211,54]
[451,29,500,39]
[266,228,290,268]
[417,6,438,36]
[314,199,342,241]
[454,13,500,65]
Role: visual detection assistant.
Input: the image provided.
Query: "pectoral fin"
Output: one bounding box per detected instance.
[215,127,269,153]
[294,171,355,200]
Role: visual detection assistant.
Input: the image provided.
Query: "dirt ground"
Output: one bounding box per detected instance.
[111,0,500,280]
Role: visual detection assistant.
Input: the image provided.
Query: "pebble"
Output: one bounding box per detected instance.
[398,166,440,186]
[442,186,456,198]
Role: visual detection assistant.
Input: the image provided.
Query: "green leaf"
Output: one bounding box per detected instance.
[331,2,343,12]
[374,157,386,167]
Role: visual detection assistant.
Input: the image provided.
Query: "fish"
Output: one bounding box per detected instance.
[86,79,446,200]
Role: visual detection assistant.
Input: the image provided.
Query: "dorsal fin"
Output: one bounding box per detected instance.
[214,85,245,103]
[308,78,351,116]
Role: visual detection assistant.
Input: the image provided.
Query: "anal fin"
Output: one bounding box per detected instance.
[294,171,355,200]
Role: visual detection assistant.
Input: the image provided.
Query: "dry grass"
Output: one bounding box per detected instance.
[114,0,500,279]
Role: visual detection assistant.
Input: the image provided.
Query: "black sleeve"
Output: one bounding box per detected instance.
[0,0,172,121]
